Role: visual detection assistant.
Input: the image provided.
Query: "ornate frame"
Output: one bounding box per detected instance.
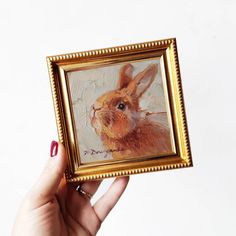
[47,38,192,182]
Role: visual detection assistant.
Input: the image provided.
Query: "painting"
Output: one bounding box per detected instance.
[47,38,192,182]
[67,59,175,164]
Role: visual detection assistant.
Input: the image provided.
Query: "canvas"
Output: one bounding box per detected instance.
[68,59,175,164]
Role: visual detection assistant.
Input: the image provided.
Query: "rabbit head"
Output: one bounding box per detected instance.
[90,63,158,139]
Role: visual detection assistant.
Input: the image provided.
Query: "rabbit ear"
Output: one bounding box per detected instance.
[117,64,134,90]
[127,64,158,98]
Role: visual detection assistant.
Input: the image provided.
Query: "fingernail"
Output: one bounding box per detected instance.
[50,141,58,157]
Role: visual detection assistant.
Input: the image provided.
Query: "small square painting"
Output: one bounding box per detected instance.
[67,58,175,164]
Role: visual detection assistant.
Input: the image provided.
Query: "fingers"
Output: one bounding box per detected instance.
[77,180,102,199]
[93,176,129,222]
[65,183,101,236]
[29,141,67,208]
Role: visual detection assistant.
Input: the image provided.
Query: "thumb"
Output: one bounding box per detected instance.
[29,141,67,208]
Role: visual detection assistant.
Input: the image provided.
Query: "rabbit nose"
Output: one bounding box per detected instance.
[91,104,102,119]
[92,103,102,112]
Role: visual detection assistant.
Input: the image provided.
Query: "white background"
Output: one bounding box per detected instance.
[0,0,235,235]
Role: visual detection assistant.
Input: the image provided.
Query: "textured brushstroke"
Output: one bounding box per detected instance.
[68,59,173,163]
[90,63,172,159]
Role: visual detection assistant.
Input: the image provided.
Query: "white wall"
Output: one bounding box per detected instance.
[0,0,235,235]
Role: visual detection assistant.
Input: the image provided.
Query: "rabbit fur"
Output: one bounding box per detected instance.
[90,63,172,159]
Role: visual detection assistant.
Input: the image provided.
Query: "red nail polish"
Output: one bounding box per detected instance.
[50,141,58,157]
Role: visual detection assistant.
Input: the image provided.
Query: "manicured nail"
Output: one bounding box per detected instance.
[50,141,58,157]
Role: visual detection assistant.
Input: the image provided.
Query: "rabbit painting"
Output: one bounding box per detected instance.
[90,63,173,159]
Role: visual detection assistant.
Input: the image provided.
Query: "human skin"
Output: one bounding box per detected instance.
[12,142,129,236]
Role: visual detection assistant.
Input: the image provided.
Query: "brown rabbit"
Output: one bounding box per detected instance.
[90,63,172,159]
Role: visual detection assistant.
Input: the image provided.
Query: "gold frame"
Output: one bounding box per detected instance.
[47,38,192,182]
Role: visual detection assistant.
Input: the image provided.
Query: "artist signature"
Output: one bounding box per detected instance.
[84,148,124,158]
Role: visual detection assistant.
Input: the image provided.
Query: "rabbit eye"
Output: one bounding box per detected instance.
[117,102,126,111]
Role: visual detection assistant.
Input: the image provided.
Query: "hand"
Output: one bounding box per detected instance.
[12,141,129,236]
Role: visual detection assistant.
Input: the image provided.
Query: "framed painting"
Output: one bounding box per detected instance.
[47,38,192,182]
